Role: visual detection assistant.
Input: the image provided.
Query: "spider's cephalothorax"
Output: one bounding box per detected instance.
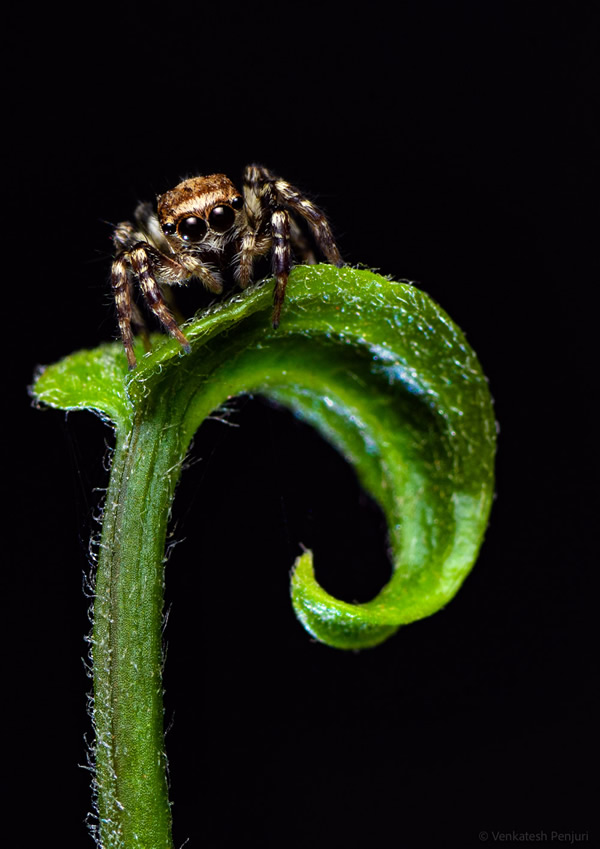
[111,164,343,368]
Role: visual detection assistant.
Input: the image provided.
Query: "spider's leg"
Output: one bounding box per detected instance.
[111,254,138,369]
[272,179,343,266]
[112,220,144,253]
[130,245,191,353]
[237,166,273,289]
[270,209,291,329]
[243,163,276,193]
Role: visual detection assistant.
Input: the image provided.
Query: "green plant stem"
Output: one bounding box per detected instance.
[92,408,181,848]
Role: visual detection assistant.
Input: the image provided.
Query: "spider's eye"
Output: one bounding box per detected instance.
[208,205,236,233]
[231,196,244,210]
[162,222,176,236]
[178,216,208,242]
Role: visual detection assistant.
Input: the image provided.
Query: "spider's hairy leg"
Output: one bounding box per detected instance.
[273,179,343,266]
[270,209,292,329]
[111,255,140,369]
[242,163,342,266]
[130,245,192,354]
[113,220,143,253]
[238,164,273,289]
[243,162,277,193]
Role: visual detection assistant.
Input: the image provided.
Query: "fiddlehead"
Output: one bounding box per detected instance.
[32,265,496,846]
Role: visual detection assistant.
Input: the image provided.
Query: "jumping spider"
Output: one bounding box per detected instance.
[111,164,343,368]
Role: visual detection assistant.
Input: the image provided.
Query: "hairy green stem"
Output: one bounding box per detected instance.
[92,410,181,847]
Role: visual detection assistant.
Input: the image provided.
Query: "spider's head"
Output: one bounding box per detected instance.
[158,174,244,249]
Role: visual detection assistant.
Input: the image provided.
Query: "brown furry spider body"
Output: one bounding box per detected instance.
[111,164,343,368]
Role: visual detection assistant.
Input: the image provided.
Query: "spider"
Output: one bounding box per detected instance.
[111,163,343,368]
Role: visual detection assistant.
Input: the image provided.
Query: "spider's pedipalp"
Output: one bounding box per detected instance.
[237,231,257,289]
[177,254,224,295]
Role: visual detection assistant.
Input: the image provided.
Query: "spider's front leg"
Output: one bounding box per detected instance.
[130,244,193,349]
[112,243,194,369]
[111,253,141,370]
[270,209,292,329]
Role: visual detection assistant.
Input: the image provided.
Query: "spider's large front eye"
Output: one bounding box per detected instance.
[208,205,236,233]
[178,216,208,242]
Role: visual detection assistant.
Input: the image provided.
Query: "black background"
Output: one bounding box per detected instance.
[6,4,595,847]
